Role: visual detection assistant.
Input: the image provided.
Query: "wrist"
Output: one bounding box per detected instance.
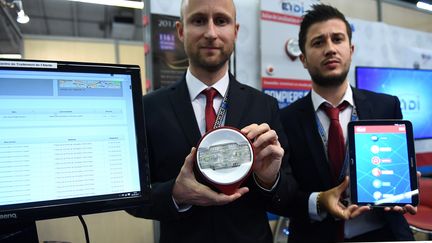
[254,173,277,190]
[172,181,185,205]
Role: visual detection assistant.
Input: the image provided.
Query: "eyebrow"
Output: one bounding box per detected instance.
[185,8,234,21]
[310,32,345,41]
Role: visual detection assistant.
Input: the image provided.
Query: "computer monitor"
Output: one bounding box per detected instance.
[356,66,432,140]
[0,59,150,223]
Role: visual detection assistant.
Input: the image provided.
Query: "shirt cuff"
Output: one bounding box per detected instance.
[309,192,327,221]
[172,196,192,212]
[253,172,280,192]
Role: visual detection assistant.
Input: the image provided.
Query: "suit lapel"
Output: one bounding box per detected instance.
[168,78,201,146]
[224,75,247,127]
[352,87,373,119]
[299,94,333,187]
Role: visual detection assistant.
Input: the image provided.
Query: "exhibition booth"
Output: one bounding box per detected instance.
[0,0,431,242]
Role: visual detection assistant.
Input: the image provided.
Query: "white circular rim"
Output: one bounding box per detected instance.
[196,127,254,185]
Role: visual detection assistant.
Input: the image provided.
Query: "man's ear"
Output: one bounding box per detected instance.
[234,23,240,40]
[176,21,184,42]
[299,54,307,69]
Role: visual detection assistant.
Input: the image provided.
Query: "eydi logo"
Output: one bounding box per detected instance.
[281,0,304,15]
[399,94,420,113]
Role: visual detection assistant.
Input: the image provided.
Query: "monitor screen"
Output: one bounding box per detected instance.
[0,59,150,223]
[355,66,432,140]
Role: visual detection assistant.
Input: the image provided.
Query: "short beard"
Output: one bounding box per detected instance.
[192,55,229,72]
[310,68,349,87]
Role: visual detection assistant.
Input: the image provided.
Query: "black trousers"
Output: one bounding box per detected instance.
[345,226,399,242]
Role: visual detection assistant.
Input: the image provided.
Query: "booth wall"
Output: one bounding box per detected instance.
[382,2,432,32]
[23,36,147,95]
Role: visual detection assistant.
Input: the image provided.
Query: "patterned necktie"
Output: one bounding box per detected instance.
[202,88,218,132]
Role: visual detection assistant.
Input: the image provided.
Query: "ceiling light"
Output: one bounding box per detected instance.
[65,0,144,9]
[16,9,29,24]
[13,0,29,24]
[0,54,22,59]
[417,1,432,11]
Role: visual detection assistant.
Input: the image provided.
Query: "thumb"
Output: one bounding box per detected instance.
[183,147,196,170]
[336,176,349,194]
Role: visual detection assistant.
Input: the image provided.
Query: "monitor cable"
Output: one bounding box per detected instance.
[78,215,90,243]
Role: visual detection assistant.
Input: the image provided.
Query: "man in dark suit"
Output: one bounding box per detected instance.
[128,0,297,242]
[272,4,417,242]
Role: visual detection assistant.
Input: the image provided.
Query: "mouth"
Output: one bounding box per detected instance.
[201,46,220,51]
[323,58,340,69]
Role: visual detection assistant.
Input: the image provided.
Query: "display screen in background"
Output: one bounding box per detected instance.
[353,124,412,204]
[356,67,432,139]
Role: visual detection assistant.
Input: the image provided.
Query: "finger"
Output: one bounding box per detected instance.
[254,142,283,162]
[241,123,258,135]
[212,187,249,206]
[334,206,350,220]
[242,123,270,141]
[404,205,417,215]
[343,204,359,220]
[392,206,405,213]
[231,187,250,199]
[350,205,370,218]
[253,129,278,149]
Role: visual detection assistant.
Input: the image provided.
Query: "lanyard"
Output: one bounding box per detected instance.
[316,105,359,183]
[213,85,229,129]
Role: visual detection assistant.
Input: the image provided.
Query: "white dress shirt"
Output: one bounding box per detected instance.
[186,69,229,135]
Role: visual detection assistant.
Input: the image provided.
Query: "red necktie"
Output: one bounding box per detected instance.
[321,101,349,182]
[321,101,349,242]
[203,88,218,132]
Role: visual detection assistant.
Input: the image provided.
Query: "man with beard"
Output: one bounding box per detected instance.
[272,4,417,242]
[127,0,297,242]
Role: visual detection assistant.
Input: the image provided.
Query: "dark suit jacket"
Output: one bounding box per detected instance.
[272,87,414,242]
[129,74,296,243]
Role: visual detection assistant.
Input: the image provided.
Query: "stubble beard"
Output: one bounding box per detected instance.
[310,66,350,88]
[188,45,233,72]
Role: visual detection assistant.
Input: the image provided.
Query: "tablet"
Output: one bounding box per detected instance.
[348,120,418,207]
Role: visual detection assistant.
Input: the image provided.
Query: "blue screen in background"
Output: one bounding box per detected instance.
[354,127,412,204]
[356,67,432,139]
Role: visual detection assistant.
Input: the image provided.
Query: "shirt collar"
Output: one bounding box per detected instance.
[186,68,229,101]
[311,84,354,111]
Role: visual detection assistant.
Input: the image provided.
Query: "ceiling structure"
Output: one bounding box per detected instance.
[0,0,145,55]
[0,0,430,56]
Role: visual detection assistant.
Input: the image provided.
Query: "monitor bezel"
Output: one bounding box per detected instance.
[0,59,151,223]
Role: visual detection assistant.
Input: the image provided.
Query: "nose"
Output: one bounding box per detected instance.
[323,39,336,56]
[204,19,217,40]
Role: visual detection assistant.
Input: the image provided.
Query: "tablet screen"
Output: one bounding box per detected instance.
[348,120,418,206]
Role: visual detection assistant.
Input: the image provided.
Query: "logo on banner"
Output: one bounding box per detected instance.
[399,94,420,113]
[281,0,305,15]
[421,53,431,65]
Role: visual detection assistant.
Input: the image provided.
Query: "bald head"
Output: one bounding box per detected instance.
[180,0,237,23]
